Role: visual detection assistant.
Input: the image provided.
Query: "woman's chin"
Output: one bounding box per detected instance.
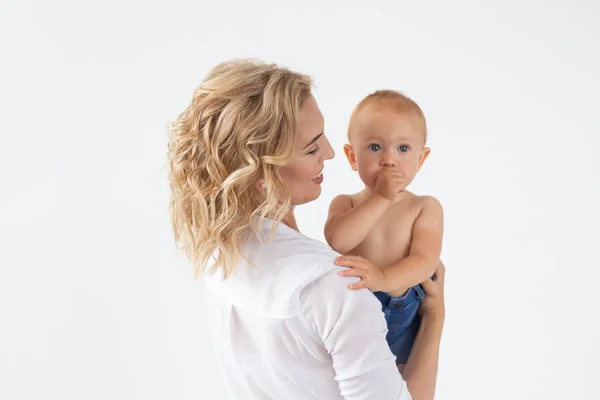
[310,186,323,202]
[292,187,322,206]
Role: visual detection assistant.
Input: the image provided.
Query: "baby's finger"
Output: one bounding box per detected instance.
[349,280,368,290]
[339,268,367,278]
[335,255,367,267]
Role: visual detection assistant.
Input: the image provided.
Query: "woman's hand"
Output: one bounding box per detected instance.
[418,260,446,320]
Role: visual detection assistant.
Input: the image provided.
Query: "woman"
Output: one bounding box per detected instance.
[168,59,445,400]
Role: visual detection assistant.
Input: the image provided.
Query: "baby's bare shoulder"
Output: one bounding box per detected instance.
[413,194,442,208]
[391,193,442,218]
[340,191,370,208]
[328,193,355,210]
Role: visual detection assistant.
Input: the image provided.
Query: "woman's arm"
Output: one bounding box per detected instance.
[301,260,446,400]
[300,267,412,399]
[402,261,446,400]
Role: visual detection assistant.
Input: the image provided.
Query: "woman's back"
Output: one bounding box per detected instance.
[203,219,411,399]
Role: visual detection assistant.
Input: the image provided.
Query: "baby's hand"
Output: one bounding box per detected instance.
[335,255,387,292]
[375,168,405,201]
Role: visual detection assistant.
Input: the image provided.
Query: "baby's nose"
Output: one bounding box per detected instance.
[380,155,396,167]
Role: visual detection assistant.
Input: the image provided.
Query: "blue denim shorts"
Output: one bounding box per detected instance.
[373,284,425,365]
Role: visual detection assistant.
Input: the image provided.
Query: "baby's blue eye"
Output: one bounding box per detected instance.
[399,145,409,152]
[369,144,381,152]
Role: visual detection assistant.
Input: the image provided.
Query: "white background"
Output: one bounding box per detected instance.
[1,0,599,399]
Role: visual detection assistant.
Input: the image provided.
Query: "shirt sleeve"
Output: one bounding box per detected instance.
[300,266,412,400]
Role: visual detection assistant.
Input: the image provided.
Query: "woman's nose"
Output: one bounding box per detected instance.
[323,137,335,160]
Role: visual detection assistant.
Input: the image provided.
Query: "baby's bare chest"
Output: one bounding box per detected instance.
[349,203,420,268]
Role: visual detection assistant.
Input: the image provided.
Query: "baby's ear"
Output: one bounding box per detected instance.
[343,144,357,171]
[417,147,431,172]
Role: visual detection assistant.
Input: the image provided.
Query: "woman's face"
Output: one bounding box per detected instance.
[279,95,335,206]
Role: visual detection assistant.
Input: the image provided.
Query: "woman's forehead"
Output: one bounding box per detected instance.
[297,96,324,146]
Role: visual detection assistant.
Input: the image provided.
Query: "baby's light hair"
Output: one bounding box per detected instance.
[348,90,427,143]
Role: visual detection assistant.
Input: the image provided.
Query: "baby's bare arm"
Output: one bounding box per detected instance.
[325,193,391,254]
[382,196,444,292]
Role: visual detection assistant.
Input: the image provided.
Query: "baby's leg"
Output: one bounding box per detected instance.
[385,286,425,372]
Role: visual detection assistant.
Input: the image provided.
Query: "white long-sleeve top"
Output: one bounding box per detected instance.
[203,219,412,399]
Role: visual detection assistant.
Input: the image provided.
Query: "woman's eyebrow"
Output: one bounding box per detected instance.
[302,133,323,149]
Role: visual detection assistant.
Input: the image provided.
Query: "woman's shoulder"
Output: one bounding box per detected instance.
[276,235,375,311]
[251,220,341,274]
[263,231,342,284]
[203,229,346,318]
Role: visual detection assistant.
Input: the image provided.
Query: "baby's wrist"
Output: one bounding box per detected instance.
[379,268,392,292]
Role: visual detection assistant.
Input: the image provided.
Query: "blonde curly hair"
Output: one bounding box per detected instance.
[168,59,313,278]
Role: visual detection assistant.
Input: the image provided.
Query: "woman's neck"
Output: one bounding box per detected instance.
[281,209,299,232]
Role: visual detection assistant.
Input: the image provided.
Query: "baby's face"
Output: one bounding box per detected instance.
[346,106,429,192]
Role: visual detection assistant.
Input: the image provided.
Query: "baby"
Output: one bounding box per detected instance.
[325,90,443,371]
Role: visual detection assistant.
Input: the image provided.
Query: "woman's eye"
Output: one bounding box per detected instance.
[399,145,409,152]
[369,144,381,152]
[308,145,321,155]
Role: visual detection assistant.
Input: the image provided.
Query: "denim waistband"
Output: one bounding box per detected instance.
[374,285,425,308]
